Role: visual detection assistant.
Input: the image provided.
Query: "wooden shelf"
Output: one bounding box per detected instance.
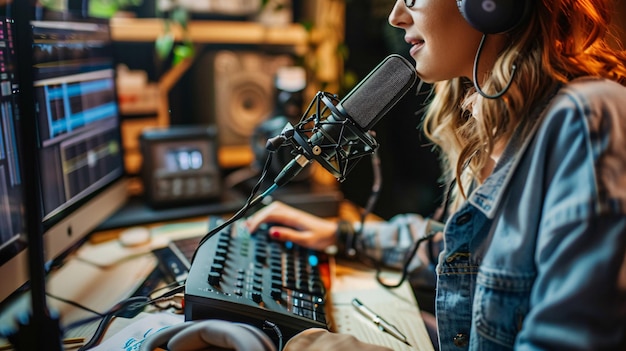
[111,2,345,175]
[110,17,310,47]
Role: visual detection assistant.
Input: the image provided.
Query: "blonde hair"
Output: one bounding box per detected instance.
[423,0,626,206]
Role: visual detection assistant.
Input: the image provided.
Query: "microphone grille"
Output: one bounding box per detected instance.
[340,54,417,130]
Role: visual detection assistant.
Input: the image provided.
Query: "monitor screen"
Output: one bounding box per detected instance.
[0,8,29,303]
[31,14,128,275]
[31,18,125,225]
[0,10,128,303]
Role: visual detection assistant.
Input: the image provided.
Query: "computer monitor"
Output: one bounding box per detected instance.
[31,14,128,256]
[0,9,128,303]
[0,5,29,303]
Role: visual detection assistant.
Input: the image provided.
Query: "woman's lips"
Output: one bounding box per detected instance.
[409,40,425,57]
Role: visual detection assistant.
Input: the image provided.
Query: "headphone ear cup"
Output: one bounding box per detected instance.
[139,322,196,351]
[139,320,276,351]
[458,0,531,34]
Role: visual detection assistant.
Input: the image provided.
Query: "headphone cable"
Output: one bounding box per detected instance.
[473,34,517,99]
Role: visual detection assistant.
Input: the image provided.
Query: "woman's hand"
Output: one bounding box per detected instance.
[245,201,338,251]
[284,328,393,351]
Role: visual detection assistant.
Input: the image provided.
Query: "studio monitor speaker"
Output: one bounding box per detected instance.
[192,50,295,146]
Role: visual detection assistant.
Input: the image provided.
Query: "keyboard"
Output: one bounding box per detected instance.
[183,217,331,346]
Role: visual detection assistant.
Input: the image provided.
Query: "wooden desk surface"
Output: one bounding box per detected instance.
[1,202,428,351]
[89,199,382,244]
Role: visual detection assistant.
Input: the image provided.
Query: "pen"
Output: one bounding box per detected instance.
[351,298,411,347]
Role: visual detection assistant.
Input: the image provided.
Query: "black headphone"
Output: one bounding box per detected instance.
[457,0,532,34]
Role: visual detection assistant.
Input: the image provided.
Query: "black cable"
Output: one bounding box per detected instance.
[190,151,276,265]
[345,147,382,257]
[46,292,104,317]
[68,296,150,351]
[344,146,430,289]
[359,143,382,232]
[146,279,186,298]
[147,283,186,303]
[375,231,438,289]
[374,178,454,289]
[473,34,517,99]
[62,283,186,350]
[263,320,284,351]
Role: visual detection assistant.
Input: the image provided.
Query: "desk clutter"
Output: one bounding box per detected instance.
[1,215,433,350]
[70,216,331,350]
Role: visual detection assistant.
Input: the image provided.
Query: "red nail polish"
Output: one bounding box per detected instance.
[270,230,280,238]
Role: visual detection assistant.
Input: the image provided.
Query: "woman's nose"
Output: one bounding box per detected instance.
[388,0,411,29]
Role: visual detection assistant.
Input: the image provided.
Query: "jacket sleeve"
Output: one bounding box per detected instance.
[336,214,444,272]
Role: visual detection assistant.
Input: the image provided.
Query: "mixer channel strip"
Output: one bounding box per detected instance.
[184,219,331,345]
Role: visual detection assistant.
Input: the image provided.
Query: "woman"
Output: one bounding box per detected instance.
[247,0,626,350]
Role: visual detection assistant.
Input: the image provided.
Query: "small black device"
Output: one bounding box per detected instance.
[184,217,330,347]
[457,0,532,34]
[140,125,222,208]
[152,244,191,283]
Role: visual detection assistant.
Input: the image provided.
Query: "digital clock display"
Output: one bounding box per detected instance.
[140,126,221,208]
[165,148,204,172]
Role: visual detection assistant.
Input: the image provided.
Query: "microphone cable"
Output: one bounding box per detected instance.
[344,137,383,258]
[473,34,517,99]
[190,151,277,265]
[340,132,439,290]
[375,178,453,290]
[375,231,439,289]
[344,144,437,290]
[360,137,382,226]
[60,282,187,350]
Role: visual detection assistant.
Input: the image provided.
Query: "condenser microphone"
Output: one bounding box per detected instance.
[271,54,418,186]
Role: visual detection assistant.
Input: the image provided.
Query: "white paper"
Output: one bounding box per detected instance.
[90,312,184,351]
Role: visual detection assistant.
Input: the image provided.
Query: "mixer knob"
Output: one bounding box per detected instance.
[271,288,282,300]
[211,263,224,273]
[208,271,220,286]
[251,292,262,303]
[214,256,226,265]
[255,252,267,264]
[269,260,282,270]
[311,281,324,295]
[215,248,228,257]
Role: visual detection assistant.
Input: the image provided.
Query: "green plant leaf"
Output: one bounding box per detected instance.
[172,7,189,28]
[155,32,174,59]
[172,44,194,65]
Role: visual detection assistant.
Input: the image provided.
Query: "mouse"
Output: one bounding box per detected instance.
[118,226,151,247]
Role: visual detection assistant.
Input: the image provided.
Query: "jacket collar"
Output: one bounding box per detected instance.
[467,84,563,219]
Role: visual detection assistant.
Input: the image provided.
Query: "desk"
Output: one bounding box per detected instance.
[0,209,434,351]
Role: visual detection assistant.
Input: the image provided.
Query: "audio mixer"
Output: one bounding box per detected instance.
[184,218,331,345]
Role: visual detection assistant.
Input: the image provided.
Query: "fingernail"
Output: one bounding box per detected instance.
[270,230,280,239]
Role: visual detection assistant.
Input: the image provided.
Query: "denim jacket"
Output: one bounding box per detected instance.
[356,77,626,350]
